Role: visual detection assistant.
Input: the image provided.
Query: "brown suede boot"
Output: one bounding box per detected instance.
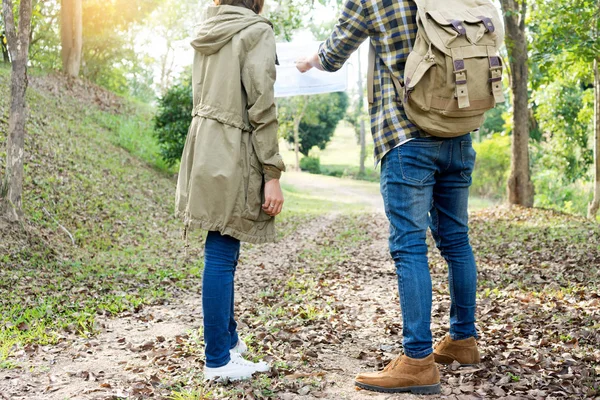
[433,335,480,365]
[354,354,440,394]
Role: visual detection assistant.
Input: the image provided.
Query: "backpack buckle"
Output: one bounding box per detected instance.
[477,16,496,33]
[449,20,467,36]
[453,68,467,84]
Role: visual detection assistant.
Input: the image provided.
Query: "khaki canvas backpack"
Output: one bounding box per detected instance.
[368,0,505,137]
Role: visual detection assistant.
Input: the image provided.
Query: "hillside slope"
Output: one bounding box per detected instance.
[0,66,203,359]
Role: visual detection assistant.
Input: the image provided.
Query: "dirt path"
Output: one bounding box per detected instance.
[2,174,598,399]
[283,171,384,214]
[3,212,400,399]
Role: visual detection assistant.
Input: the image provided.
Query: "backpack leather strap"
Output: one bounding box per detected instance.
[451,47,470,109]
[487,45,505,103]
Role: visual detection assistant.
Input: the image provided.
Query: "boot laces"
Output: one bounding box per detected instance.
[384,355,402,371]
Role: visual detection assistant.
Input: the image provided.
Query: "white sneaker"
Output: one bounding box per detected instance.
[230,339,248,355]
[204,353,270,382]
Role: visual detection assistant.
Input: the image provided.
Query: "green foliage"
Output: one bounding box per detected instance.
[532,0,600,66]
[480,103,507,137]
[471,134,511,200]
[154,76,193,167]
[279,92,349,156]
[28,0,61,70]
[266,0,341,41]
[25,0,160,97]
[299,156,321,174]
[310,19,337,41]
[532,168,592,216]
[533,74,594,182]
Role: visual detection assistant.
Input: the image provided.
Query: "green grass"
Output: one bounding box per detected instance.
[91,102,178,174]
[276,181,367,237]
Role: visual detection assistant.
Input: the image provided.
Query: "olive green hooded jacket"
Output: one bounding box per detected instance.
[176,5,285,244]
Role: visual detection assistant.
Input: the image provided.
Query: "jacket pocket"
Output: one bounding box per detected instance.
[242,151,271,222]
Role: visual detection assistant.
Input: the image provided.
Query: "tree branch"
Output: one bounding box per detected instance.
[43,207,76,246]
[519,0,527,31]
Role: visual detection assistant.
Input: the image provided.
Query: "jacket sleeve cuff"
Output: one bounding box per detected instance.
[263,164,283,182]
[318,42,340,72]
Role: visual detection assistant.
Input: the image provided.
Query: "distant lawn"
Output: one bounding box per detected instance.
[280,122,379,181]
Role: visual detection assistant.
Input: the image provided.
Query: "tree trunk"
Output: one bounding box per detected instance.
[588,57,600,219]
[293,97,308,171]
[159,44,171,94]
[60,0,82,77]
[1,0,33,222]
[357,46,366,176]
[500,0,534,207]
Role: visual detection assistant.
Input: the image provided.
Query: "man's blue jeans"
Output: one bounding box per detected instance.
[380,134,478,359]
[202,231,241,368]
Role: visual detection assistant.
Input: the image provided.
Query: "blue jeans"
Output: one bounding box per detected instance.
[202,231,241,368]
[380,134,478,359]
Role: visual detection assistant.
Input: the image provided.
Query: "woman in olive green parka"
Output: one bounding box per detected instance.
[175,0,285,382]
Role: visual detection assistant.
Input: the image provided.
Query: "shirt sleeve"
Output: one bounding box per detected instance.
[318,0,370,72]
[241,25,286,181]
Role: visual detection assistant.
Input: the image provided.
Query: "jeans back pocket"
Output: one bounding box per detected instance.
[399,140,442,184]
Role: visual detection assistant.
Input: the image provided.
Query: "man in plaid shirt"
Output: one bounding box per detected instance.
[297,0,481,395]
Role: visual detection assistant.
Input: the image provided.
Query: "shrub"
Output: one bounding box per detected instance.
[299,156,321,174]
[154,78,193,167]
[471,134,511,200]
[533,169,593,216]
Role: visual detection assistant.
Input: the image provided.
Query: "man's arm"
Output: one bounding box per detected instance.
[296,0,369,73]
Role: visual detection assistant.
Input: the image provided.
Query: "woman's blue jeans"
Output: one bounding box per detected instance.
[202,231,241,368]
[380,134,478,359]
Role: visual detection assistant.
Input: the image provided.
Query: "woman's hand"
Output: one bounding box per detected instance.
[263,179,284,217]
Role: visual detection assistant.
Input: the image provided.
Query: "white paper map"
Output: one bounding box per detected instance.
[274,41,348,98]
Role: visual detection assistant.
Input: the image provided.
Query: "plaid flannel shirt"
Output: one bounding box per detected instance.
[318,0,422,166]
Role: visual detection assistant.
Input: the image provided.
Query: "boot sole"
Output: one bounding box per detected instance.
[355,381,441,395]
[434,353,479,366]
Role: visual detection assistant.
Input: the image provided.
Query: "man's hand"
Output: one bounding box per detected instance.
[295,57,314,73]
[263,179,284,217]
[295,53,324,73]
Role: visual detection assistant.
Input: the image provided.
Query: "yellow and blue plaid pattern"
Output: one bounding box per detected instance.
[318,0,422,165]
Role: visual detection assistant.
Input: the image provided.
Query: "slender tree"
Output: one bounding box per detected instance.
[60,0,82,77]
[293,97,309,171]
[500,0,534,207]
[591,57,600,218]
[1,0,33,222]
[587,1,600,219]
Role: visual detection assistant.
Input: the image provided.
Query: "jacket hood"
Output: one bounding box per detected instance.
[191,5,272,55]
